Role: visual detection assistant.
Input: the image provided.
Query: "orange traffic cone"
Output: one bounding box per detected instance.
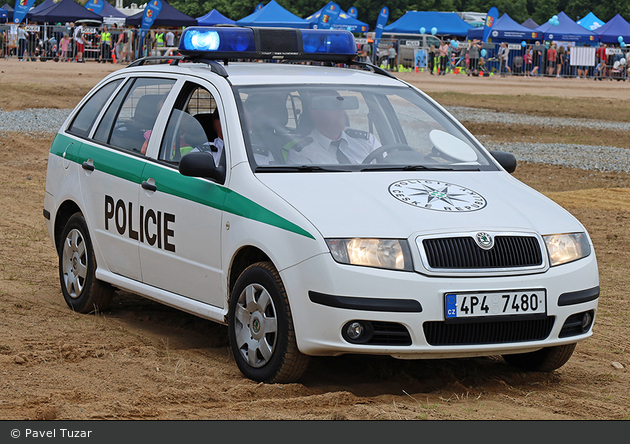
[111,49,117,64]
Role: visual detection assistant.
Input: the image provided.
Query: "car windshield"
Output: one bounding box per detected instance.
[234,84,496,172]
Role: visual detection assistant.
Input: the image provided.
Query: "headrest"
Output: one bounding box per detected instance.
[244,94,289,128]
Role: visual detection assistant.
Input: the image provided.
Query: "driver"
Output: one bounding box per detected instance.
[286,90,381,165]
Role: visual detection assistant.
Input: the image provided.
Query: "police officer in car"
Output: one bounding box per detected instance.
[286,90,381,165]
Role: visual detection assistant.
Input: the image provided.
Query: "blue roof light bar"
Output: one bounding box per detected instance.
[178,26,357,62]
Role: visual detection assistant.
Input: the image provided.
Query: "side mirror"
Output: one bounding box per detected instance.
[489,150,517,173]
[178,151,225,183]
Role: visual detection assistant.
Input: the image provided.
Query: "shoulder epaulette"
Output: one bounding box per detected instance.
[345,129,369,140]
[291,137,313,152]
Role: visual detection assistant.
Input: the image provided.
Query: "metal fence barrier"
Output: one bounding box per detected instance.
[1,28,628,81]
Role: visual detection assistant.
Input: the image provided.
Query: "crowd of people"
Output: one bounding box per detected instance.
[0,22,181,64]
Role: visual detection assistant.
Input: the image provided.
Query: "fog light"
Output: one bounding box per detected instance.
[581,311,592,332]
[346,321,364,340]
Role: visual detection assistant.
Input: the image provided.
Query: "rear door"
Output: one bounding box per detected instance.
[74,75,177,281]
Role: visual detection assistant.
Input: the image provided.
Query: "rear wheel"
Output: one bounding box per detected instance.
[59,213,114,314]
[228,261,309,383]
[502,343,576,372]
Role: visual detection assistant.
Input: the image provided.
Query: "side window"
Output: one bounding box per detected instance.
[67,79,123,138]
[158,84,222,164]
[107,78,176,153]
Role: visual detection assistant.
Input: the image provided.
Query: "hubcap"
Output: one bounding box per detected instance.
[234,283,278,368]
[61,229,88,299]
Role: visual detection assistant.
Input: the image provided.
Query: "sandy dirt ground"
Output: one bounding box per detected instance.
[0,60,629,420]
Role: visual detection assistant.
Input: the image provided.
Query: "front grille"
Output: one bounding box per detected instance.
[423,317,555,345]
[368,322,412,346]
[422,236,543,269]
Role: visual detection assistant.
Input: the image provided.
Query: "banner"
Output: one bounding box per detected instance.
[347,6,358,19]
[140,0,162,55]
[316,2,341,30]
[414,48,427,69]
[481,6,499,42]
[12,0,36,25]
[373,6,389,63]
[85,0,105,15]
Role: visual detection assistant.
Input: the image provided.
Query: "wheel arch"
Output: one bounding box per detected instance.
[227,246,273,300]
[54,199,83,254]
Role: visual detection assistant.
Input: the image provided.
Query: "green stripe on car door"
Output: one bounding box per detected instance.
[50,135,314,239]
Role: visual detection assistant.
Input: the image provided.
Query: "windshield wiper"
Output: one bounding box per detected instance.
[360,165,460,172]
[255,165,351,173]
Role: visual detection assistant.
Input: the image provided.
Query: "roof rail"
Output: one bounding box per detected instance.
[127,56,184,67]
[348,61,396,78]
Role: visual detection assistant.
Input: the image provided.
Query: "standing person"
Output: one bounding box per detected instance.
[26,24,39,61]
[99,25,111,63]
[524,46,532,77]
[73,21,85,63]
[556,45,565,77]
[166,28,174,48]
[438,40,448,75]
[546,43,556,76]
[17,25,27,61]
[467,39,480,75]
[596,43,607,79]
[427,44,436,74]
[498,42,510,76]
[155,28,165,54]
[59,34,70,62]
[530,41,541,76]
[387,44,396,71]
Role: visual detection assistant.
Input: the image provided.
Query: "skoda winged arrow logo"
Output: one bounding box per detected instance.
[388,179,487,212]
[475,232,494,250]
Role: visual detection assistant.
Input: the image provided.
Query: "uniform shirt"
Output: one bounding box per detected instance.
[74,26,84,45]
[287,128,381,165]
[190,137,224,168]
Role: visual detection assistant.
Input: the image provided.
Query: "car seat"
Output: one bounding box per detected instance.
[244,93,292,164]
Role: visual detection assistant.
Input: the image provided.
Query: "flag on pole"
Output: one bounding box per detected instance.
[482,7,499,42]
[316,2,341,30]
[85,0,105,15]
[12,0,36,25]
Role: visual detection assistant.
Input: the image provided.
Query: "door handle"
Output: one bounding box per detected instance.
[141,181,157,192]
[82,161,94,171]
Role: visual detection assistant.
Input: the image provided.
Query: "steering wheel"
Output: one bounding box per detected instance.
[362,143,416,164]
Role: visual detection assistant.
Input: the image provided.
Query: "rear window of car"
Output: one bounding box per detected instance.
[67,79,123,138]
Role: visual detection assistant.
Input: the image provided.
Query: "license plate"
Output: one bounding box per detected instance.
[445,290,546,320]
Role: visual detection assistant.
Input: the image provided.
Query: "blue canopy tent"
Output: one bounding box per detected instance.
[237,0,309,29]
[521,18,539,29]
[383,11,473,37]
[97,1,128,20]
[29,0,103,24]
[1,3,12,22]
[535,12,597,43]
[305,7,369,32]
[467,13,541,42]
[126,1,197,27]
[595,13,630,44]
[197,9,235,26]
[25,0,56,20]
[577,12,604,32]
[0,6,7,23]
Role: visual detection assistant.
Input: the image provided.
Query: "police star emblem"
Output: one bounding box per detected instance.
[388,179,487,212]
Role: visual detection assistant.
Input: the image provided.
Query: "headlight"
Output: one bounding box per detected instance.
[544,233,591,266]
[326,239,413,271]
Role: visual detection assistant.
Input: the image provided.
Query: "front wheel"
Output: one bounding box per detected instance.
[502,343,576,372]
[59,213,114,314]
[228,262,309,383]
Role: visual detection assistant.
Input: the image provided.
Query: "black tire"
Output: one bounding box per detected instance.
[58,213,114,314]
[502,343,576,372]
[228,261,310,383]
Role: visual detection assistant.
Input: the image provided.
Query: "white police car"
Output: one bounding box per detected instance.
[43,27,599,383]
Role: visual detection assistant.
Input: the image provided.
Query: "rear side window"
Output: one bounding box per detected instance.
[107,78,176,153]
[67,79,122,138]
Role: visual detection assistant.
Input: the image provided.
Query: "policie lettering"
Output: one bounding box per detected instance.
[105,195,175,252]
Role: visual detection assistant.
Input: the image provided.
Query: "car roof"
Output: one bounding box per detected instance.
[121,62,408,88]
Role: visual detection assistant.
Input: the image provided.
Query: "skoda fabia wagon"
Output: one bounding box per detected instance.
[43,27,599,383]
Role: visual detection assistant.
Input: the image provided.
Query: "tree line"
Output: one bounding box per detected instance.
[35,1,630,32]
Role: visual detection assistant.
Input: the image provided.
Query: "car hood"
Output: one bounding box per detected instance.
[256,171,585,239]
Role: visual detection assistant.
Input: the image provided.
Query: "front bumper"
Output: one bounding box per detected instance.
[281,251,599,357]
